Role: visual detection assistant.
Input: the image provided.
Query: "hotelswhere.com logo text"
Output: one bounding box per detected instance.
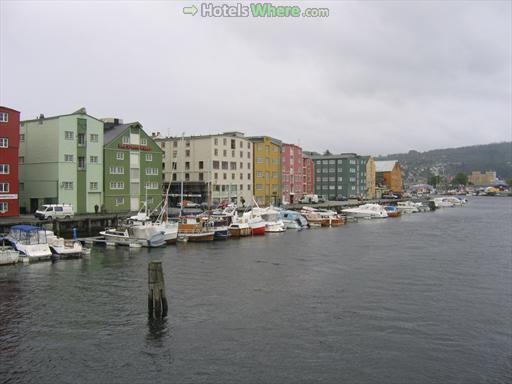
[183,3,330,18]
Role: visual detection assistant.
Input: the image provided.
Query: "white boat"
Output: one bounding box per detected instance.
[252,206,286,233]
[342,204,388,219]
[43,230,83,258]
[0,237,19,265]
[278,209,308,229]
[100,226,166,248]
[397,201,421,214]
[432,197,455,208]
[6,225,52,261]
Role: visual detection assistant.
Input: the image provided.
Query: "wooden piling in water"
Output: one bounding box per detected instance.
[148,261,168,319]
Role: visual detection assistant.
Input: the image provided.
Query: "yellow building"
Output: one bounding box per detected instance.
[365,156,376,199]
[468,171,496,186]
[249,136,282,206]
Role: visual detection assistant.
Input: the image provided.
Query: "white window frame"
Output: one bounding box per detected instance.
[122,136,129,144]
[0,112,8,123]
[90,182,98,190]
[115,197,124,206]
[0,138,8,148]
[0,164,10,174]
[90,134,99,143]
[145,153,152,161]
[116,152,124,160]
[110,166,124,175]
[110,181,125,190]
[62,181,74,190]
[20,134,25,142]
[0,182,9,192]
[0,202,7,213]
[144,181,159,190]
[145,168,158,175]
[64,131,74,140]
[140,137,147,145]
[64,154,74,162]
[90,156,98,164]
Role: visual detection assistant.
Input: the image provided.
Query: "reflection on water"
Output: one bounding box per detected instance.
[0,197,511,384]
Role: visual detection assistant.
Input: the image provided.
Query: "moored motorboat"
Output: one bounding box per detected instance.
[43,230,84,258]
[384,205,401,218]
[177,216,215,242]
[0,237,19,265]
[342,204,388,219]
[6,225,52,261]
[397,201,420,214]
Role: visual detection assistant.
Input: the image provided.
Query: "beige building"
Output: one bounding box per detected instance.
[156,132,253,206]
[365,156,376,199]
[468,171,496,186]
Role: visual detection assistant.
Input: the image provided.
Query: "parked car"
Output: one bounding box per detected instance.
[317,195,327,203]
[299,194,319,204]
[335,195,348,201]
[34,204,74,220]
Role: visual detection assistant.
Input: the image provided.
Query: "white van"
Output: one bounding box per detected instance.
[299,194,319,204]
[34,204,74,220]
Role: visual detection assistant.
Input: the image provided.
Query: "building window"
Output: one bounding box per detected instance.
[19,156,24,163]
[20,134,25,141]
[0,112,8,123]
[115,197,124,206]
[90,182,98,190]
[247,173,251,180]
[213,161,219,170]
[256,171,263,178]
[172,174,177,181]
[222,161,228,170]
[116,152,124,160]
[172,150,178,158]
[230,162,237,170]
[122,136,129,144]
[145,154,152,161]
[173,141,178,148]
[78,133,85,146]
[62,182,74,190]
[185,150,190,157]
[223,149,227,157]
[248,162,251,169]
[90,134,99,143]
[141,137,147,145]
[256,184,263,190]
[199,173,204,181]
[240,173,243,180]
[185,140,190,147]
[223,173,227,180]
[256,157,263,163]
[198,161,204,170]
[247,184,251,190]
[110,181,125,190]
[231,173,235,180]
[185,174,190,181]
[247,152,250,159]
[0,164,9,174]
[145,168,159,175]
[185,162,190,170]
[64,154,74,162]
[90,156,98,163]
[0,138,8,147]
[145,181,159,189]
[240,151,243,158]
[0,183,8,192]
[64,131,74,140]
[214,172,218,180]
[214,138,218,145]
[78,157,86,170]
[214,149,218,156]
[110,166,124,174]
[0,202,7,213]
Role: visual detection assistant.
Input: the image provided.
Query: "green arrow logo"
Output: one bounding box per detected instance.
[183,5,198,16]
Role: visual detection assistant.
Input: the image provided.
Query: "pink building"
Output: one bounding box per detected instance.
[282,144,304,204]
[302,153,315,195]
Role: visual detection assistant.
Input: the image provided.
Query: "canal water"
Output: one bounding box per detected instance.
[1,197,510,383]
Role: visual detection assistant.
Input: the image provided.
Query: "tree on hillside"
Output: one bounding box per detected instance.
[428,175,442,187]
[452,173,468,186]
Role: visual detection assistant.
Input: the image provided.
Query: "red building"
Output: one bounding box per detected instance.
[282,143,304,204]
[0,106,20,217]
[302,153,315,195]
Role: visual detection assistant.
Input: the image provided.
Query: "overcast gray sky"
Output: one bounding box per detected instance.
[1,0,511,155]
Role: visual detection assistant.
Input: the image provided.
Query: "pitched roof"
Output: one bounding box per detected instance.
[375,160,398,172]
[104,122,140,145]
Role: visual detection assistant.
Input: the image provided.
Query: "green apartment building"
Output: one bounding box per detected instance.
[19,108,104,214]
[312,153,368,200]
[103,120,163,213]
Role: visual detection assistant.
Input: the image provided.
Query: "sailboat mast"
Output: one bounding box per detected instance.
[179,132,184,217]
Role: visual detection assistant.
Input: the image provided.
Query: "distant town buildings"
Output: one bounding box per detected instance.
[0,106,20,217]
[302,152,315,196]
[18,108,104,214]
[468,171,497,186]
[375,160,403,193]
[281,144,304,204]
